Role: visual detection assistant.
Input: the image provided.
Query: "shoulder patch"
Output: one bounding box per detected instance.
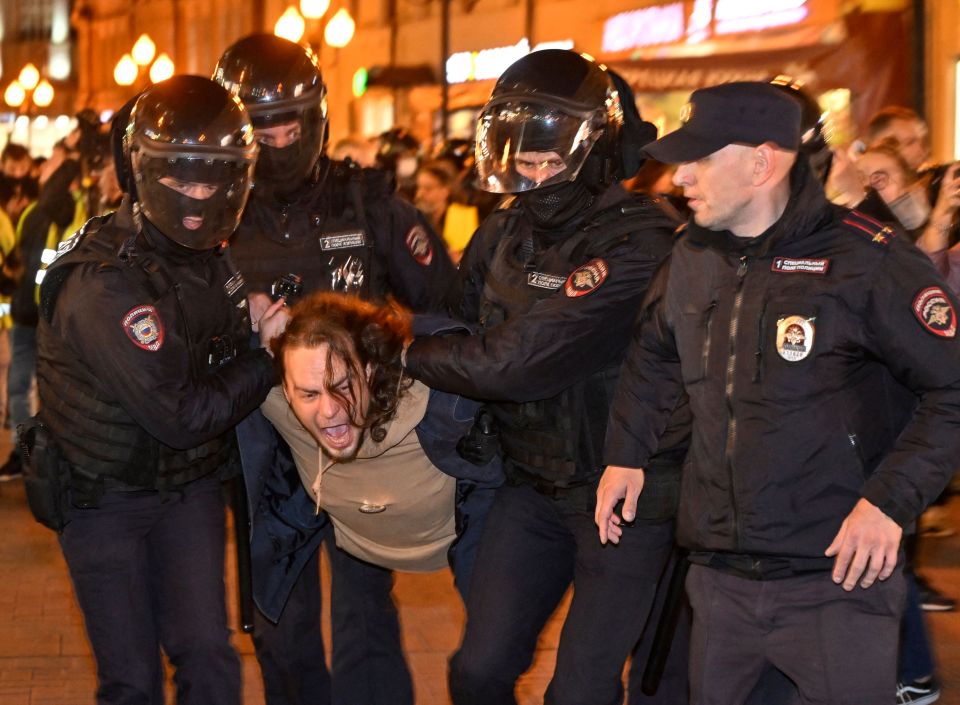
[842,210,895,246]
[912,287,957,339]
[405,224,434,266]
[565,258,609,298]
[122,305,165,351]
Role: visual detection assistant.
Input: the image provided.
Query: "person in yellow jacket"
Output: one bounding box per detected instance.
[0,149,85,480]
[0,177,19,466]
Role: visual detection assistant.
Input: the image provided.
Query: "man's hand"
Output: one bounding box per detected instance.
[595,465,645,545]
[824,498,902,591]
[257,299,291,353]
[248,292,273,333]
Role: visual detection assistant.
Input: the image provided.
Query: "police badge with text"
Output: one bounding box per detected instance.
[122,305,165,351]
[913,286,957,338]
[775,315,815,362]
[564,259,608,298]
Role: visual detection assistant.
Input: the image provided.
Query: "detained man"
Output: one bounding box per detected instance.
[253,291,500,615]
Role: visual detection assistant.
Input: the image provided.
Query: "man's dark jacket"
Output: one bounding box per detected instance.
[605,157,960,561]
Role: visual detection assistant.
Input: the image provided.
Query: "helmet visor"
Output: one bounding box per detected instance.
[135,153,254,250]
[475,99,604,194]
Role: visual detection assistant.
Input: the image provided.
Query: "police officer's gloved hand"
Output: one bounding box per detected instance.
[456,408,499,466]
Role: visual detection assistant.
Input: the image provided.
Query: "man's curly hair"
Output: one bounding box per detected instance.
[271,292,414,442]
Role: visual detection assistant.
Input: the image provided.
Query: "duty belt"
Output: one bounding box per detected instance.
[689,551,835,581]
[505,466,596,498]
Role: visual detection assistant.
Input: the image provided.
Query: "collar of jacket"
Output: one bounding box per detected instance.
[683,153,834,258]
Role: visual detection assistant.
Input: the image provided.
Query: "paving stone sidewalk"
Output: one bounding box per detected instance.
[2,468,959,705]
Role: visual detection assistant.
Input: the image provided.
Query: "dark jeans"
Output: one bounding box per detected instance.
[449,482,675,705]
[252,523,413,705]
[59,476,240,705]
[686,563,905,705]
[900,569,936,681]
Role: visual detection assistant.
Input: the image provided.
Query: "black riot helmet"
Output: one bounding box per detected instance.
[475,49,639,195]
[375,127,421,180]
[769,75,833,183]
[213,34,328,199]
[431,138,474,172]
[126,75,258,250]
[110,93,141,197]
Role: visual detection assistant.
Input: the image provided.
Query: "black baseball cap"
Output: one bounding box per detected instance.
[644,81,802,164]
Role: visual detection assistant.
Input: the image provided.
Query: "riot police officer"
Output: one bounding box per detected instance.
[403,50,689,705]
[212,34,455,705]
[32,75,283,705]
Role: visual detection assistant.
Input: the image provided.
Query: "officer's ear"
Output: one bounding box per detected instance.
[751,142,790,187]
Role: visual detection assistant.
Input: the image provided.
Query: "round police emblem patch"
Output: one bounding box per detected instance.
[405,225,433,266]
[913,286,957,338]
[122,305,165,351]
[565,258,609,298]
[775,315,815,362]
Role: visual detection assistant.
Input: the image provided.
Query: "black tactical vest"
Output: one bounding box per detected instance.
[36,211,250,495]
[232,159,391,302]
[479,193,672,487]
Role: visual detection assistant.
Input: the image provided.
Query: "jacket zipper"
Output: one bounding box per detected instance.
[723,255,748,551]
[847,431,867,479]
[701,300,718,379]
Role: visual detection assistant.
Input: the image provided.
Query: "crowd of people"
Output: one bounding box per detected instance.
[5,34,960,705]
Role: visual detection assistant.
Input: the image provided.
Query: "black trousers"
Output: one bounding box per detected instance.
[686,563,906,705]
[252,523,413,705]
[59,476,241,705]
[449,482,675,705]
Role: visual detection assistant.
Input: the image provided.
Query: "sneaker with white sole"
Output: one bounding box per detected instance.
[897,678,941,705]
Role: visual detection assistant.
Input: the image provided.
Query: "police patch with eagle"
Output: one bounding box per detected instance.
[913,286,957,339]
[565,259,609,298]
[122,305,165,351]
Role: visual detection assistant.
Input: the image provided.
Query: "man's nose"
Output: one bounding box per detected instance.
[673,164,692,187]
[317,393,339,420]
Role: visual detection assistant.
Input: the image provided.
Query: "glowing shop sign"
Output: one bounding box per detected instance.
[602,0,811,53]
[446,38,575,84]
[602,3,685,53]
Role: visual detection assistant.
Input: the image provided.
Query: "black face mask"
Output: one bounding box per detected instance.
[255,142,312,200]
[517,178,595,230]
[134,156,252,251]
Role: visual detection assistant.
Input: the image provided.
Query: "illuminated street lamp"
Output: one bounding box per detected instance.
[131,33,156,67]
[273,4,354,49]
[113,34,175,90]
[32,80,55,107]
[113,54,138,86]
[4,64,55,114]
[275,6,307,42]
[18,64,40,91]
[324,9,355,48]
[301,0,331,19]
[149,53,175,83]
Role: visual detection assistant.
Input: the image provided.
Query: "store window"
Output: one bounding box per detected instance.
[359,93,395,137]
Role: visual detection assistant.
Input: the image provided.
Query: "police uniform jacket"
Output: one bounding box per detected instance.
[406,184,690,504]
[605,156,960,562]
[36,200,275,493]
[231,157,455,311]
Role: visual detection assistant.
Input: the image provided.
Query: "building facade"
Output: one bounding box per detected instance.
[2,0,951,163]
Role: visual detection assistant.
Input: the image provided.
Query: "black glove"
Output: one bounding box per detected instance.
[456,408,499,466]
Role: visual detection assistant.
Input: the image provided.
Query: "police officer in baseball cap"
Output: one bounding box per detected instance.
[599,80,960,704]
